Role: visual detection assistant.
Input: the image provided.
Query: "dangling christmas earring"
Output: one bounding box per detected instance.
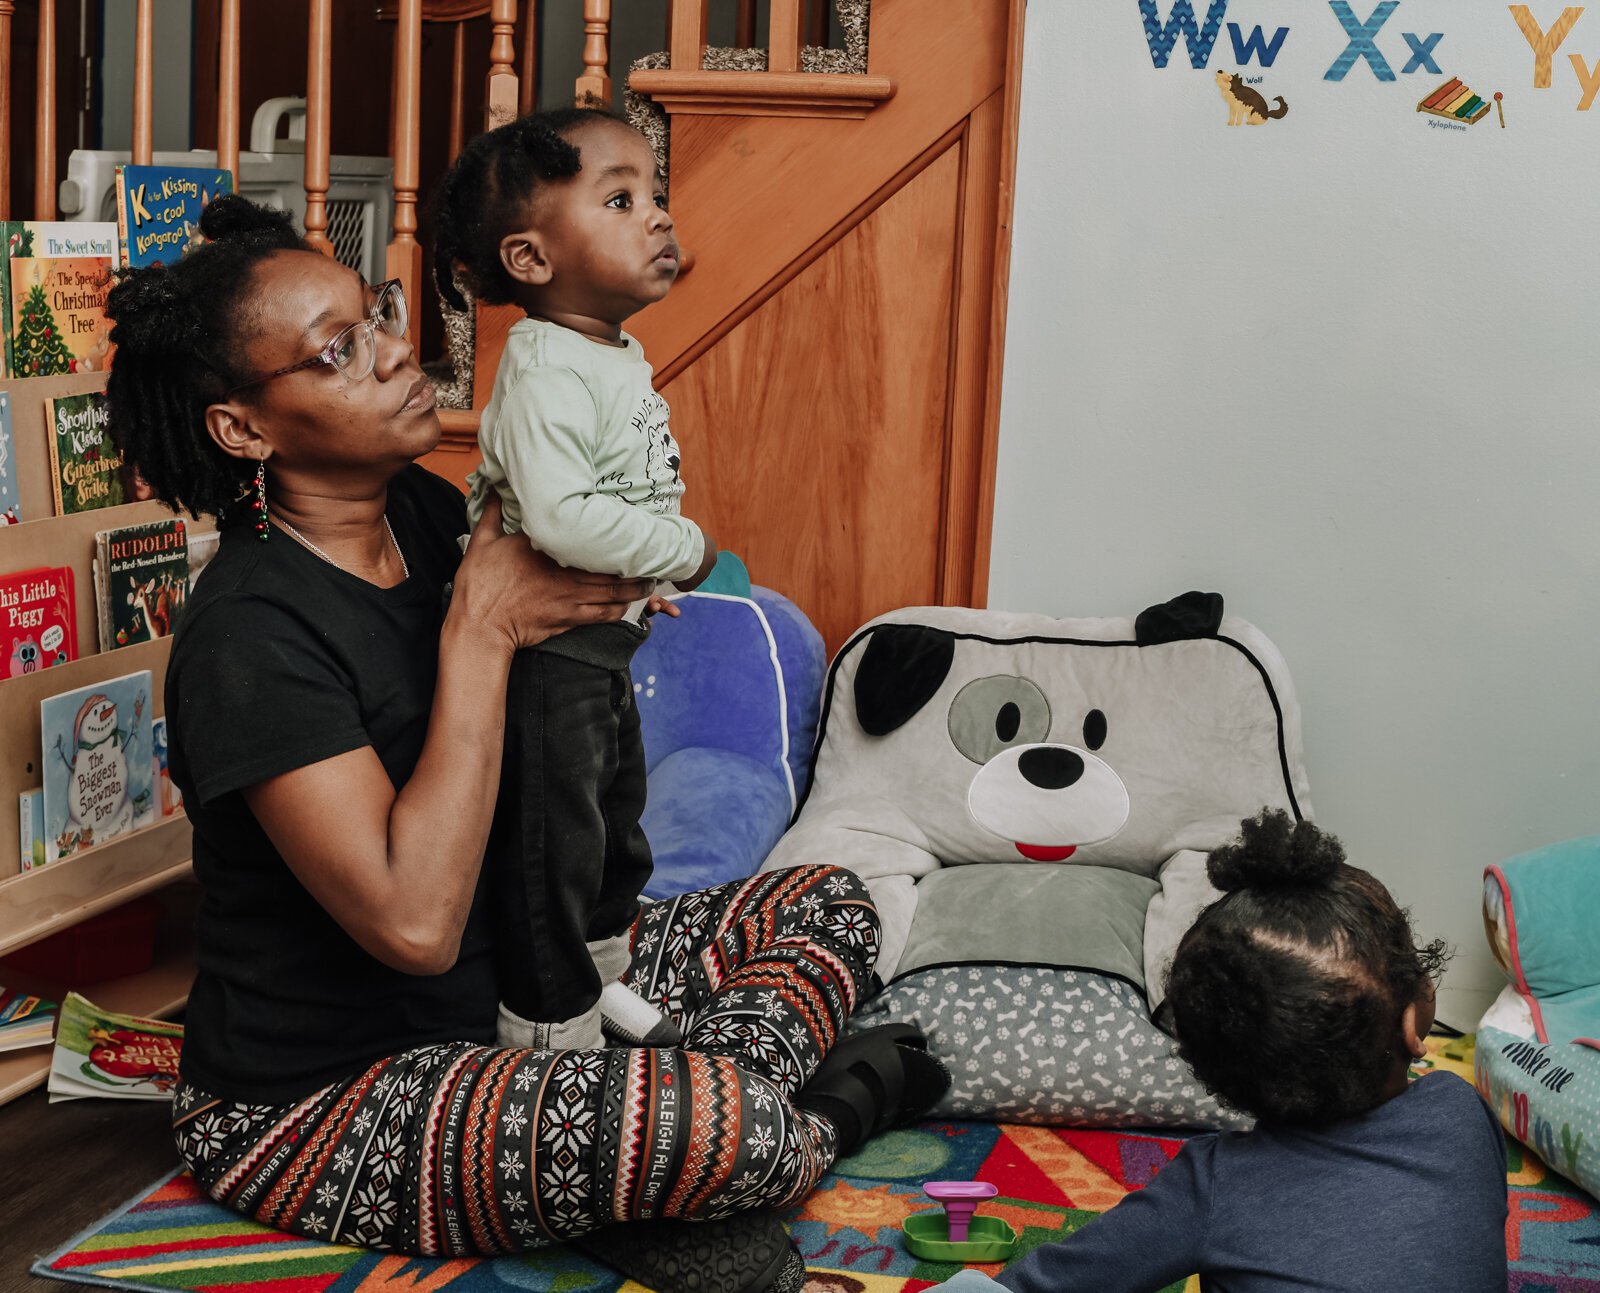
[252,459,269,541]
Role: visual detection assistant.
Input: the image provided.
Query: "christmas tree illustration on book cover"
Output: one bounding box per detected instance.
[5,222,117,378]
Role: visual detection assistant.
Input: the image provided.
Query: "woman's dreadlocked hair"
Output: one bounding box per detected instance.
[104,195,308,520]
[1164,809,1450,1126]
[430,107,618,312]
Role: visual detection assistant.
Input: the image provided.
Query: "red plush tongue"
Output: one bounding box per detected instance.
[1015,842,1077,862]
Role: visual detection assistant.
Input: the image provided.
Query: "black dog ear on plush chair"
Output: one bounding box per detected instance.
[855,624,956,736]
[1135,591,1225,646]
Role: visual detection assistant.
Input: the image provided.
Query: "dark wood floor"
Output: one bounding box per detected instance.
[0,1086,181,1292]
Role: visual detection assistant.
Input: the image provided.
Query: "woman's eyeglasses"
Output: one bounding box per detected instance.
[225,279,408,399]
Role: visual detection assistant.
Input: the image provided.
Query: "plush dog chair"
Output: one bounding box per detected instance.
[761,592,1311,1128]
[633,582,826,899]
[1477,836,1600,1197]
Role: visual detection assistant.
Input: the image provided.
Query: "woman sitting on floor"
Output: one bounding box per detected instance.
[103,195,944,1293]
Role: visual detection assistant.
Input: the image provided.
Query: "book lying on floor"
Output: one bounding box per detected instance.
[0,988,57,1052]
[48,992,182,1102]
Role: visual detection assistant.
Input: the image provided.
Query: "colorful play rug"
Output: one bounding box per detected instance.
[31,1120,1600,1293]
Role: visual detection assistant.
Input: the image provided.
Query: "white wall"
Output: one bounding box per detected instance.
[991,0,1600,1027]
[100,0,192,152]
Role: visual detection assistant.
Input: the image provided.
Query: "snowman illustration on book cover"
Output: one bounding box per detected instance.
[41,669,154,859]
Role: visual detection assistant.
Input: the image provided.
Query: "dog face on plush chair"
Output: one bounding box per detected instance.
[762,592,1312,982]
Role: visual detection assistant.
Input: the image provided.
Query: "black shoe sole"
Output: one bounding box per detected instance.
[574,1207,803,1293]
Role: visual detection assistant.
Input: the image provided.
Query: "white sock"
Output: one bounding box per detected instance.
[590,933,681,1047]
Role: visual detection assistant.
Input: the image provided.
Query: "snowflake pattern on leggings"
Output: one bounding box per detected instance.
[173,863,875,1256]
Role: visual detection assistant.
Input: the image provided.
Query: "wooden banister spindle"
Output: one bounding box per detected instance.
[519,2,538,116]
[669,0,707,71]
[734,0,756,48]
[448,23,467,162]
[485,0,517,131]
[575,0,610,106]
[807,0,828,50]
[132,0,154,164]
[303,0,333,254]
[217,0,240,185]
[33,0,54,218]
[387,0,422,338]
[769,0,804,73]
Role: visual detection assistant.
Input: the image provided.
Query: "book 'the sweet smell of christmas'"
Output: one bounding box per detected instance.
[5,221,118,378]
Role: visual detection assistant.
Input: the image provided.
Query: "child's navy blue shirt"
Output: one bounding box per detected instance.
[942,1073,1507,1293]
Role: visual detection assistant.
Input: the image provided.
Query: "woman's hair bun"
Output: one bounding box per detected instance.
[199,193,298,243]
[1206,808,1344,892]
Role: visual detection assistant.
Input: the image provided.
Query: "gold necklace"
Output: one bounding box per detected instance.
[270,511,409,580]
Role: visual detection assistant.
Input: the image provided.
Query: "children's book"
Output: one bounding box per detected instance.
[115,164,233,269]
[0,988,57,1053]
[5,222,119,379]
[47,992,181,1101]
[40,668,154,861]
[94,517,189,650]
[0,565,76,676]
[18,787,44,871]
[45,389,124,514]
[151,716,181,818]
[0,392,19,524]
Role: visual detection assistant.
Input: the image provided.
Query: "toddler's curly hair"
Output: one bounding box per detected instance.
[430,107,620,313]
[1165,809,1449,1126]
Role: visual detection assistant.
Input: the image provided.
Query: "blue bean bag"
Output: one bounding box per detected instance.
[1477,836,1600,1197]
[633,583,826,899]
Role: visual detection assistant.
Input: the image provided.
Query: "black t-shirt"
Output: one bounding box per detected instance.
[168,465,497,1104]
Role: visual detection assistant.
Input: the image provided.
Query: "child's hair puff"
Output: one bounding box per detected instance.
[430,107,620,313]
[104,195,309,519]
[1165,809,1449,1126]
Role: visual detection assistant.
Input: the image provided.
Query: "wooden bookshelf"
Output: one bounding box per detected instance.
[0,816,192,955]
[0,882,197,1104]
[0,372,202,1106]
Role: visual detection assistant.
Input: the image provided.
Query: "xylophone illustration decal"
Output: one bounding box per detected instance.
[1417,78,1494,124]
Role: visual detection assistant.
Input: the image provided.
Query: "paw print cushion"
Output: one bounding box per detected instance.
[854,967,1247,1130]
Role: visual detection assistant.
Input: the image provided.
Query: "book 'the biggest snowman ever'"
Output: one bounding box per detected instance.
[41,668,153,860]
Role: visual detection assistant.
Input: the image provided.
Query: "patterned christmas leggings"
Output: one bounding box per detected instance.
[172,865,878,1257]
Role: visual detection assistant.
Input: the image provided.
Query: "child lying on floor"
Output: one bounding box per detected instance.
[942,809,1508,1293]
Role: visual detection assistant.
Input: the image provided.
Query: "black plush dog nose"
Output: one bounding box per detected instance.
[1019,746,1084,790]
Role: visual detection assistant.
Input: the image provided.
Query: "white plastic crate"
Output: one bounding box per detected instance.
[58,99,394,285]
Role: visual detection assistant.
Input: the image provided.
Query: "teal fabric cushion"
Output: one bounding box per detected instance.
[1487,836,1600,1044]
[1478,1022,1600,1198]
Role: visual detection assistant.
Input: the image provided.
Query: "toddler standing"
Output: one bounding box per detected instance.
[434,109,716,1050]
[942,810,1508,1293]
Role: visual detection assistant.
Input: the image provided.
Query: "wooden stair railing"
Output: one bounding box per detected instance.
[633,0,894,118]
